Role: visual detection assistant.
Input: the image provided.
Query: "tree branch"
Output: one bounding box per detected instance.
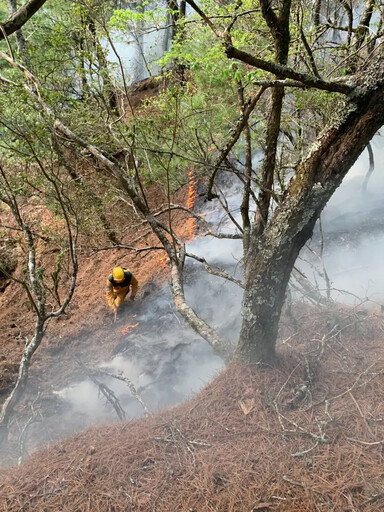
[170,246,233,361]
[225,45,354,94]
[186,251,244,288]
[79,363,151,417]
[0,0,48,40]
[157,203,243,239]
[206,86,266,199]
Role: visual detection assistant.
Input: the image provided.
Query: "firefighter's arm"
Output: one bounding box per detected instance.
[130,275,138,300]
[105,279,116,311]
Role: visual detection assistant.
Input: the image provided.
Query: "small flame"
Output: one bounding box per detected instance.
[121,314,139,335]
[158,255,169,267]
[187,170,198,238]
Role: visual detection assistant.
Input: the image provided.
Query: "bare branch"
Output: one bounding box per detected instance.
[91,244,165,254]
[83,364,151,417]
[170,252,233,361]
[206,86,266,199]
[0,222,51,242]
[186,251,244,288]
[225,45,355,94]
[0,0,48,40]
[185,0,220,36]
[157,203,243,239]
[297,8,320,78]
[75,358,126,421]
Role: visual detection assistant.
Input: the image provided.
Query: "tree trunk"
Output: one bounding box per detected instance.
[170,253,233,361]
[0,318,45,442]
[237,79,384,364]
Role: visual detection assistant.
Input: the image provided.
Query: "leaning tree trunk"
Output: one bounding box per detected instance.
[237,73,384,364]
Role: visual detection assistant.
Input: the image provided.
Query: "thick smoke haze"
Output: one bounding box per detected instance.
[35,133,384,450]
[51,180,245,439]
[302,133,384,304]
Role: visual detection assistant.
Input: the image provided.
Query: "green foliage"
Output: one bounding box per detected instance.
[0,1,8,21]
[110,3,168,31]
[0,0,364,244]
[134,19,261,185]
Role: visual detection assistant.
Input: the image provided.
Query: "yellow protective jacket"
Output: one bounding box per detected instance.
[105,268,138,311]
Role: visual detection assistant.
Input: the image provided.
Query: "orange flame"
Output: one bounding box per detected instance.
[158,255,168,267]
[187,170,198,238]
[121,315,139,335]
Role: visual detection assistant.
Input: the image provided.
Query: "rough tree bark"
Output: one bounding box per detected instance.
[0,0,47,39]
[253,0,291,239]
[185,0,384,364]
[237,75,384,363]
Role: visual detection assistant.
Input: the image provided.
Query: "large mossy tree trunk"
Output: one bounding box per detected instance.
[237,77,384,364]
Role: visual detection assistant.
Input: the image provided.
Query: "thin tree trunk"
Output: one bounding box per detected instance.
[0,318,44,442]
[252,0,291,241]
[170,249,233,361]
[252,86,284,240]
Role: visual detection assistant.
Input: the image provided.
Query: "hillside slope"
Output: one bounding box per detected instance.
[0,183,193,459]
[1,308,384,511]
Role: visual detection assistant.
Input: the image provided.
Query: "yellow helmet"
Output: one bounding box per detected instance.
[112,267,125,280]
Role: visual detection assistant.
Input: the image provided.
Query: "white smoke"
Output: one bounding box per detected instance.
[300,132,384,304]
[38,132,384,449]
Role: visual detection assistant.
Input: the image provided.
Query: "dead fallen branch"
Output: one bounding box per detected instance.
[75,358,150,417]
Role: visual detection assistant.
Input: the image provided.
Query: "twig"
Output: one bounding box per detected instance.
[282,475,326,496]
[324,363,376,419]
[91,244,164,254]
[17,390,41,465]
[274,401,328,443]
[185,251,244,288]
[75,358,126,421]
[291,440,319,458]
[90,366,150,417]
[347,437,384,446]
[274,362,301,402]
[74,358,150,416]
[348,391,374,437]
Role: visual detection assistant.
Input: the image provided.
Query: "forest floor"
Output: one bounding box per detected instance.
[0,182,193,450]
[1,176,384,510]
[1,306,384,511]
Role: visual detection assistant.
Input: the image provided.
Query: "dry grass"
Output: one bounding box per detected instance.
[1,306,384,511]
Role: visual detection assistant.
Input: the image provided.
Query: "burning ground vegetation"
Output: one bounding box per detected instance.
[1,305,384,511]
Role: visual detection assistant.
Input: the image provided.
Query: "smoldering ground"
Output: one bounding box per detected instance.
[4,132,384,463]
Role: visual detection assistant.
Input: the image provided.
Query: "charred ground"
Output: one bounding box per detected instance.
[1,167,384,510]
[1,305,384,511]
[0,180,192,449]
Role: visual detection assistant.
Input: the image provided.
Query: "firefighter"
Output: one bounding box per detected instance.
[106,266,138,321]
